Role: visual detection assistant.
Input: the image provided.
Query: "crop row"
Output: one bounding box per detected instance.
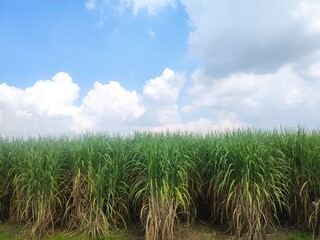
[0,129,319,239]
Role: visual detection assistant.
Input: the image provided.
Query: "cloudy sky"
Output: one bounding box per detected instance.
[1,0,320,136]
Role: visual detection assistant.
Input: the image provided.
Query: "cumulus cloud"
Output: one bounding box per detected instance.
[143,68,184,103]
[81,81,145,130]
[139,68,186,125]
[186,65,320,128]
[181,0,320,78]
[1,69,194,136]
[2,64,319,136]
[25,72,80,116]
[0,73,148,136]
[171,0,320,130]
[0,73,81,136]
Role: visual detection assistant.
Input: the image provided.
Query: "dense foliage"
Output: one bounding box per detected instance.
[0,129,319,239]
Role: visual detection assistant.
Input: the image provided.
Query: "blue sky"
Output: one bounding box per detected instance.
[1,0,320,136]
[1,0,190,92]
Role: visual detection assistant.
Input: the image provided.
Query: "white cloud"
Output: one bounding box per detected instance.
[307,62,320,77]
[81,81,145,130]
[1,72,144,135]
[0,72,79,114]
[143,68,184,103]
[0,69,188,136]
[173,0,320,130]
[140,68,186,125]
[0,73,81,136]
[291,0,320,33]
[144,117,243,134]
[180,0,320,77]
[25,72,80,116]
[187,65,320,128]
[121,0,176,15]
[0,84,24,105]
[85,0,96,10]
[2,63,319,137]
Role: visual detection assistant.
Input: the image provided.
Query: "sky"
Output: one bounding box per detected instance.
[1,0,320,136]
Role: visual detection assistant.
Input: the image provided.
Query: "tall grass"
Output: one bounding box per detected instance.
[0,129,319,239]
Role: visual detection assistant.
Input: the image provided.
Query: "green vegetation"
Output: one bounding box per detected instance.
[288,231,313,240]
[0,129,319,239]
